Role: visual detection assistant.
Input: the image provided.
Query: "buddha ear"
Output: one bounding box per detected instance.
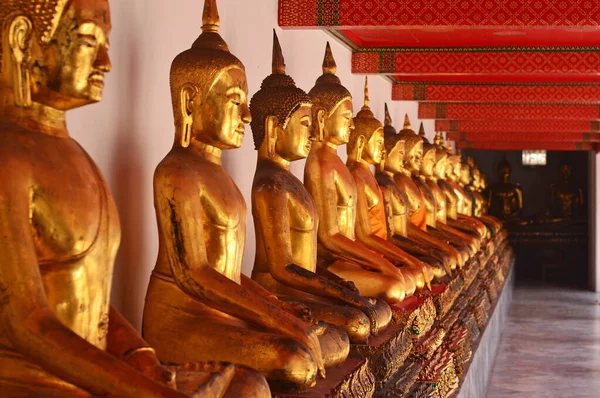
[316,109,326,142]
[178,84,197,148]
[8,16,33,108]
[356,134,366,162]
[265,115,279,158]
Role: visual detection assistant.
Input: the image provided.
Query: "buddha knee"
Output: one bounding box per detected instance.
[275,339,318,390]
[381,279,405,303]
[344,310,371,343]
[224,366,271,398]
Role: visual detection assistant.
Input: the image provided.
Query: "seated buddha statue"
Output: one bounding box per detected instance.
[249,31,391,344]
[375,106,452,278]
[420,135,482,253]
[413,127,477,260]
[393,116,465,271]
[550,163,584,220]
[430,134,487,241]
[347,78,434,291]
[142,1,351,391]
[487,157,523,221]
[465,160,503,235]
[304,43,409,304]
[0,0,249,396]
[443,145,490,238]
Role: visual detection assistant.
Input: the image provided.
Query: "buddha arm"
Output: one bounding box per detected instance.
[252,187,369,309]
[305,163,401,277]
[0,175,183,398]
[156,176,321,361]
[407,223,458,274]
[354,177,428,270]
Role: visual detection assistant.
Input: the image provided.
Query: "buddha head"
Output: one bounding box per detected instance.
[559,163,573,183]
[432,132,449,180]
[1,0,111,109]
[250,31,313,162]
[460,160,473,186]
[498,157,512,184]
[348,77,384,165]
[397,115,423,177]
[309,42,354,146]
[381,103,406,175]
[170,0,251,149]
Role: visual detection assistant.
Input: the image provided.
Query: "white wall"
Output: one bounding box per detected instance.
[67,0,435,328]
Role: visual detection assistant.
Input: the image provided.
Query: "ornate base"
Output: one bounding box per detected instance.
[350,313,413,387]
[272,358,375,398]
[374,360,423,397]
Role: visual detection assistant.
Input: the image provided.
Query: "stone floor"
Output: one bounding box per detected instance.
[487,284,600,398]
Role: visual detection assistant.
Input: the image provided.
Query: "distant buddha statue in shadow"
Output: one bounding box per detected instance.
[487,157,523,221]
[550,163,584,220]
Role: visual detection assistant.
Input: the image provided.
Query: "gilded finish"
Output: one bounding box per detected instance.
[550,163,584,219]
[487,157,523,221]
[250,31,391,345]
[304,43,408,304]
[375,106,451,279]
[347,79,433,291]
[143,1,334,392]
[0,1,240,397]
[394,116,464,271]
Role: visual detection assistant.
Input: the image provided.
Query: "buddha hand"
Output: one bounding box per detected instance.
[358,297,380,333]
[339,279,360,293]
[170,362,236,397]
[124,347,174,386]
[282,301,314,324]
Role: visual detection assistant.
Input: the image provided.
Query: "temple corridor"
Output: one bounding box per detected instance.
[487,285,600,397]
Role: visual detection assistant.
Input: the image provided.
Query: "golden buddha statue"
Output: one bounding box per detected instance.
[304,43,408,304]
[465,159,504,235]
[432,137,489,243]
[394,116,466,270]
[143,1,350,391]
[487,157,523,221]
[414,127,478,260]
[550,163,584,220]
[249,32,391,344]
[347,79,434,290]
[375,106,452,278]
[418,136,481,256]
[0,0,244,396]
[444,145,490,238]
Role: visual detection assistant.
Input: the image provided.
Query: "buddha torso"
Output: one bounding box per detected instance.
[253,162,318,272]
[348,162,387,239]
[427,178,447,224]
[438,180,459,220]
[393,173,425,228]
[376,173,408,237]
[0,127,119,379]
[154,148,245,285]
[449,180,472,216]
[489,183,521,219]
[305,144,357,241]
[414,177,437,227]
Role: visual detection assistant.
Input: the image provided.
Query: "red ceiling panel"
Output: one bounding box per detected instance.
[394,83,600,103]
[455,140,597,151]
[437,120,600,133]
[419,103,600,120]
[447,131,600,142]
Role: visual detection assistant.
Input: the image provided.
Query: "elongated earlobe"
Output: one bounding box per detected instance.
[178,84,197,148]
[9,16,33,108]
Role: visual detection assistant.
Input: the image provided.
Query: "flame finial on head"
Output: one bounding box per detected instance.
[202,0,220,32]
[384,103,392,127]
[272,29,286,74]
[363,77,370,109]
[404,114,411,130]
[323,42,337,75]
[418,122,425,137]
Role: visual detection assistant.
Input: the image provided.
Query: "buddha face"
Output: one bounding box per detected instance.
[33,0,112,109]
[499,166,511,183]
[406,141,423,174]
[433,155,448,180]
[324,99,354,145]
[385,141,405,174]
[194,68,251,149]
[363,128,384,165]
[277,105,314,161]
[420,149,436,177]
